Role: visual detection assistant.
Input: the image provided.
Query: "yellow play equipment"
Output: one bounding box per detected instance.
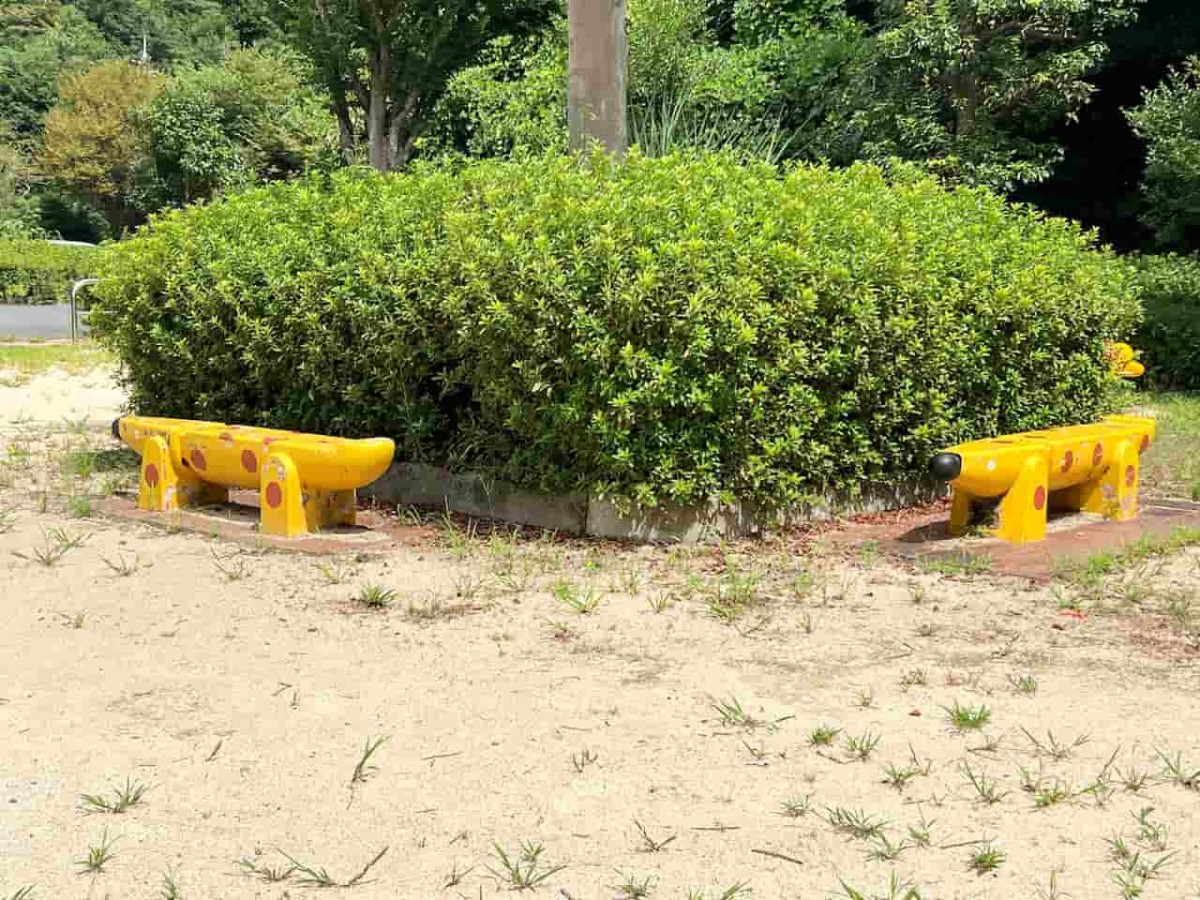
[929,415,1156,543]
[113,416,395,537]
[1108,342,1146,379]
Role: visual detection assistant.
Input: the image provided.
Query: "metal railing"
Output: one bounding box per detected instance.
[69,278,101,344]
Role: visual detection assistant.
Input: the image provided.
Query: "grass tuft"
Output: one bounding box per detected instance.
[686,883,750,900]
[842,730,881,761]
[969,842,1006,875]
[315,558,354,585]
[571,748,598,773]
[1021,727,1089,761]
[350,735,389,785]
[705,566,763,623]
[824,806,887,841]
[1008,673,1038,695]
[961,762,1006,805]
[836,871,921,900]
[278,846,388,888]
[489,841,565,890]
[356,583,396,609]
[1033,778,1074,809]
[779,794,812,818]
[1156,748,1200,790]
[210,549,248,582]
[78,777,150,815]
[14,525,88,566]
[634,819,676,853]
[236,856,296,883]
[160,867,181,900]
[612,872,656,899]
[553,579,601,614]
[808,724,841,747]
[943,700,991,732]
[76,828,117,873]
[101,553,140,577]
[710,696,761,730]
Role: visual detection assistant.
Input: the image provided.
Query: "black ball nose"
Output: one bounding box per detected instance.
[111,418,122,441]
[929,452,963,482]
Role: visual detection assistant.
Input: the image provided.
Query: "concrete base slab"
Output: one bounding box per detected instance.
[363,462,588,535]
[94,494,395,556]
[834,497,1200,581]
[585,497,755,542]
[362,461,947,543]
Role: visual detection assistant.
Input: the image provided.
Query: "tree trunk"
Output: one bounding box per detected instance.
[567,0,628,156]
[330,83,357,165]
[366,42,391,172]
[955,72,979,137]
[387,91,422,170]
[954,1,979,138]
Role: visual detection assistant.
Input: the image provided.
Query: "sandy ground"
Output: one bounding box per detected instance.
[2,368,1200,900]
[0,364,123,425]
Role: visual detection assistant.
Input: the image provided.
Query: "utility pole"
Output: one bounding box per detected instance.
[567,0,628,156]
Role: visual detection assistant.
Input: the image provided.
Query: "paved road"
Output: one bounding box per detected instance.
[0,305,84,340]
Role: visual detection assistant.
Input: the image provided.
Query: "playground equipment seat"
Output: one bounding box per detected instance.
[114,416,395,537]
[928,415,1156,544]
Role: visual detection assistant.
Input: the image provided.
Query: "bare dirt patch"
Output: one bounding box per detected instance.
[2,367,1199,900]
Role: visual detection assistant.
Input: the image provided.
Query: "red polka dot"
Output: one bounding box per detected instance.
[265,481,283,509]
[190,448,207,471]
[219,432,233,444]
[263,437,278,446]
[145,463,159,487]
[1125,465,1136,488]
[1093,444,1104,467]
[1060,451,1074,473]
[1140,435,1150,452]
[1033,486,1046,511]
[241,449,257,473]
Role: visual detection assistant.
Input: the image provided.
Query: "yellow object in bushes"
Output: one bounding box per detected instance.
[114,416,394,537]
[929,416,1156,544]
[1108,342,1145,379]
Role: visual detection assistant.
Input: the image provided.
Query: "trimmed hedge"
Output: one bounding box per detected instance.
[92,154,1140,507]
[0,240,98,304]
[1133,253,1200,391]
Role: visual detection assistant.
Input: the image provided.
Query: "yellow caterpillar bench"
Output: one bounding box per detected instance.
[928,415,1156,544]
[113,416,395,537]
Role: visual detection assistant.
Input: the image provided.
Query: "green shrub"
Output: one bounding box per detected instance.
[0,240,97,304]
[1127,58,1200,252]
[1133,253,1200,390]
[134,48,339,209]
[91,154,1139,508]
[426,32,568,158]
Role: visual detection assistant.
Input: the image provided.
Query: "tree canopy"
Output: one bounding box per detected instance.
[38,60,163,234]
[268,0,557,171]
[1128,57,1200,250]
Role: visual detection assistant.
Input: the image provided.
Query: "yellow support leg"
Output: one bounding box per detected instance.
[260,450,308,537]
[948,489,974,537]
[1076,438,1140,522]
[137,434,228,512]
[138,435,180,512]
[994,454,1049,544]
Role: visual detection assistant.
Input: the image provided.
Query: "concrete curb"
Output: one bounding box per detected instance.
[364,462,589,534]
[362,462,948,543]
